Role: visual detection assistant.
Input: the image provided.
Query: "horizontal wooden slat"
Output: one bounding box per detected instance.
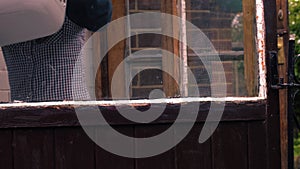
[0,101,266,128]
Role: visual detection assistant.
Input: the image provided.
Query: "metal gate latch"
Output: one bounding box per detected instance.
[270,50,300,90]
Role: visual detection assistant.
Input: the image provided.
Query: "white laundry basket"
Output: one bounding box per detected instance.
[0,0,66,46]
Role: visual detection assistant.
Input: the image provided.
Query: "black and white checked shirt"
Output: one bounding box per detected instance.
[2,17,90,102]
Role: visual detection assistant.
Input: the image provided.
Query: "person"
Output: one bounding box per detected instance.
[1,0,112,102]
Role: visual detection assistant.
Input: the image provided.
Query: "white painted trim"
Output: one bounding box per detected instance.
[256,0,267,98]
[0,97,265,108]
[179,0,189,97]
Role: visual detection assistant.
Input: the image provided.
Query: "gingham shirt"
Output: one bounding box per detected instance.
[2,17,90,102]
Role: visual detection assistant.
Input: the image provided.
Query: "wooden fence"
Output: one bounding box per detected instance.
[0,100,275,169]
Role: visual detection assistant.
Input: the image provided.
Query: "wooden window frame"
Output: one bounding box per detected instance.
[92,0,262,99]
[93,0,181,99]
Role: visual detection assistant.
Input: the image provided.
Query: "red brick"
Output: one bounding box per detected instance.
[222,61,234,71]
[137,0,161,10]
[203,30,219,40]
[226,83,234,96]
[186,0,217,10]
[218,29,232,40]
[225,72,234,82]
[130,16,161,29]
[138,34,162,48]
[211,40,232,51]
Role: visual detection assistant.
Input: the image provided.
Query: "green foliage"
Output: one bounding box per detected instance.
[290,0,300,163]
[295,132,300,157]
[290,0,300,116]
[289,0,300,55]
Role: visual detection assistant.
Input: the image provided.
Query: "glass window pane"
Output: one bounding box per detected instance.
[185,0,254,97]
[0,0,262,102]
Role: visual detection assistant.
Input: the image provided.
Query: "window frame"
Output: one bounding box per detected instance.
[89,0,266,99]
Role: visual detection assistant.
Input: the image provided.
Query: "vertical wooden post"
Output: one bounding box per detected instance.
[161,0,180,97]
[107,0,127,98]
[92,32,103,99]
[243,0,257,96]
[264,0,283,168]
[93,0,127,99]
[276,0,290,168]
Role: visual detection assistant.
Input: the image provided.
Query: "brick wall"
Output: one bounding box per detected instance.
[0,49,10,102]
[129,0,246,96]
[185,0,245,96]
[128,0,163,98]
[126,0,246,97]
